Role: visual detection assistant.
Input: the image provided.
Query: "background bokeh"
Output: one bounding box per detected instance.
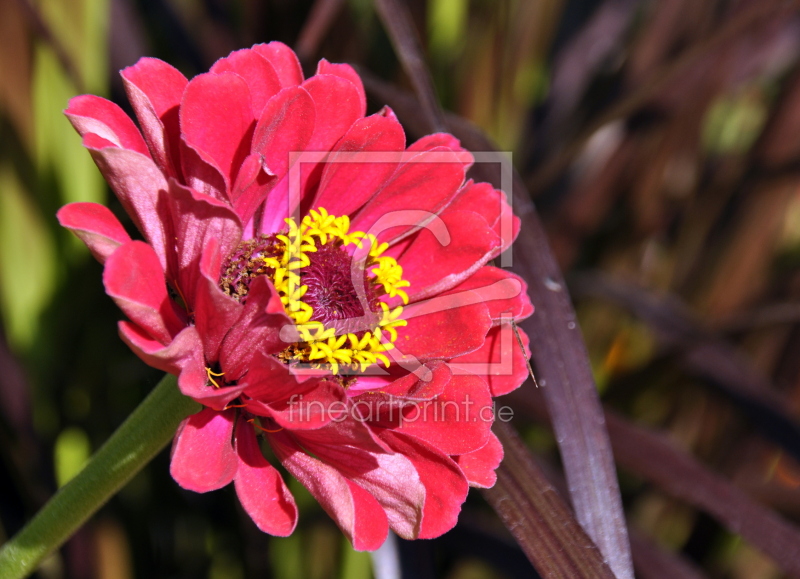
[2,0,800,577]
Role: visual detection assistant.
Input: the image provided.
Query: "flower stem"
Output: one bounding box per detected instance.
[0,374,199,579]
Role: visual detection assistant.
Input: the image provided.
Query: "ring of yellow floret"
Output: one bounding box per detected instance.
[266,208,410,374]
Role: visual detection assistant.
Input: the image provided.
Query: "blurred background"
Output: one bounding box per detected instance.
[2,0,800,577]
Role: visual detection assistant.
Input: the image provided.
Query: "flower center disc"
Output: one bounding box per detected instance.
[220,208,410,374]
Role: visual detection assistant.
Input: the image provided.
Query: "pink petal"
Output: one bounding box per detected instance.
[450,324,530,397]
[245,379,345,431]
[316,60,366,118]
[380,431,468,539]
[230,153,274,227]
[167,180,242,307]
[193,239,244,362]
[240,351,323,404]
[309,113,405,217]
[296,426,425,540]
[252,42,304,88]
[57,202,131,264]
[252,86,315,177]
[211,48,282,115]
[396,294,493,361]
[85,146,172,272]
[121,58,188,176]
[393,374,493,455]
[65,95,150,157]
[180,71,256,186]
[219,276,293,380]
[353,362,452,426]
[407,134,471,165]
[453,431,503,488]
[103,241,184,343]
[447,266,533,323]
[270,430,389,550]
[302,74,365,152]
[234,422,298,536]
[350,146,465,243]
[399,210,501,302]
[171,408,237,492]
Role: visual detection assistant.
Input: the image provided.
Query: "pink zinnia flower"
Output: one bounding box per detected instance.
[57,43,533,550]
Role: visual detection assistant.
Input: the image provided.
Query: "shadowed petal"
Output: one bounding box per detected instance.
[84,146,172,272]
[380,431,468,539]
[167,180,242,306]
[269,430,389,550]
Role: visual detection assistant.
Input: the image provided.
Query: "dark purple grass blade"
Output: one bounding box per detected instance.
[509,389,800,577]
[373,0,447,133]
[483,422,617,578]
[359,71,635,579]
[294,0,346,64]
[605,410,800,577]
[571,273,800,463]
[628,530,708,579]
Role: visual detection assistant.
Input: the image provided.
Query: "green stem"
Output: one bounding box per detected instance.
[0,373,200,579]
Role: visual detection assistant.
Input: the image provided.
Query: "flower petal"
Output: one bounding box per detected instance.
[309,112,405,217]
[234,422,298,536]
[296,426,425,540]
[449,324,530,397]
[393,374,493,455]
[219,276,294,380]
[453,431,503,488]
[103,240,184,343]
[57,202,131,264]
[65,95,150,156]
[447,266,533,323]
[252,42,304,88]
[246,379,346,431]
[167,180,242,306]
[270,430,389,551]
[171,408,237,492]
[121,57,187,176]
[118,322,205,380]
[316,60,366,117]
[397,292,493,361]
[211,48,282,115]
[84,146,172,272]
[399,210,501,302]
[350,146,466,244]
[252,86,315,178]
[379,431,468,539]
[193,239,243,362]
[180,71,255,186]
[302,74,365,152]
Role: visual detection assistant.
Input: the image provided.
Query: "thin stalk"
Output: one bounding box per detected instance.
[0,374,199,579]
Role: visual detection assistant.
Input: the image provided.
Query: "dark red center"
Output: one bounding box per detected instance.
[301,243,381,334]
